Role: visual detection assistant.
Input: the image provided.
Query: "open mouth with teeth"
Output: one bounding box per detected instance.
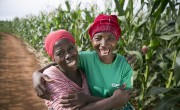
[99,49,110,56]
[67,60,76,67]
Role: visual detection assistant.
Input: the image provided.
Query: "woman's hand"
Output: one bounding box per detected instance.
[110,83,133,109]
[32,70,53,100]
[32,62,56,100]
[125,54,136,65]
[58,92,90,109]
[124,54,137,69]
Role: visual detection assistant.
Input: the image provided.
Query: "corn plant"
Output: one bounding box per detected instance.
[0,0,179,109]
[114,0,180,109]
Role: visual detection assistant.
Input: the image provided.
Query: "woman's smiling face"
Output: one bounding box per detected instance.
[91,32,118,58]
[53,39,78,72]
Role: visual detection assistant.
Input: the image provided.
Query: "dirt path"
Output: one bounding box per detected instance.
[0,33,47,110]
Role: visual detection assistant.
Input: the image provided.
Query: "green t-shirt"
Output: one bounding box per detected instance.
[79,51,133,98]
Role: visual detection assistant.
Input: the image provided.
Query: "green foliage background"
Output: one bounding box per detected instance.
[0,0,180,109]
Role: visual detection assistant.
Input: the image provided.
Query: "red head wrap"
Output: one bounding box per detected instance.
[44,29,75,60]
[88,14,121,40]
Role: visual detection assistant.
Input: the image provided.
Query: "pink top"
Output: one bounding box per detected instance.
[43,66,90,110]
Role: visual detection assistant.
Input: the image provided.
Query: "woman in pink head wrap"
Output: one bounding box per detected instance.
[33,14,135,110]
[41,29,91,110]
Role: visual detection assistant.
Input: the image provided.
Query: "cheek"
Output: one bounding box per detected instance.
[92,44,99,50]
[111,41,117,48]
[53,57,59,63]
[112,43,117,48]
[73,51,79,59]
[91,41,99,48]
[54,56,63,64]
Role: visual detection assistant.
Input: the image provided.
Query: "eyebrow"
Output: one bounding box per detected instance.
[55,49,62,53]
[94,34,102,37]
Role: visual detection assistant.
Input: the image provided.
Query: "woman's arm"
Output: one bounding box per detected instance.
[59,84,134,110]
[80,90,132,110]
[58,92,103,109]
[32,54,136,101]
[78,84,132,110]
[32,62,57,100]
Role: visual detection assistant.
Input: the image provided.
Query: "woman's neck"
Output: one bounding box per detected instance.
[66,69,82,87]
[57,65,78,76]
[99,53,116,64]
[57,65,82,87]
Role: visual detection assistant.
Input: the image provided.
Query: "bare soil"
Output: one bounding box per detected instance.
[0,33,47,110]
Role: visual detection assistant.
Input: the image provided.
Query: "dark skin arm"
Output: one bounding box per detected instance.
[58,83,134,110]
[32,54,136,100]
[79,87,133,110]
[32,62,56,100]
[81,87,139,110]
[57,92,104,109]
[124,54,137,68]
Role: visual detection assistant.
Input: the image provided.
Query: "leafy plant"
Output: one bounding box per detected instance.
[0,0,179,109]
[114,0,180,109]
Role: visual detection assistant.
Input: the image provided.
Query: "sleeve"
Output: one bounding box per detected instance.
[78,51,88,71]
[43,68,69,110]
[121,58,133,90]
[78,51,84,70]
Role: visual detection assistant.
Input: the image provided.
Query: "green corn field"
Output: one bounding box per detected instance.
[0,0,180,109]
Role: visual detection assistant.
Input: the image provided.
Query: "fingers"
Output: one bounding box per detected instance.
[124,89,139,99]
[34,84,51,100]
[59,103,76,108]
[58,94,76,107]
[58,93,85,109]
[119,83,126,90]
[127,54,136,63]
[129,92,137,98]
[34,87,43,96]
[71,104,82,110]
[124,54,136,63]
[58,98,77,108]
[129,56,136,64]
[125,54,130,60]
[42,75,53,82]
[59,98,76,104]
[38,84,46,94]
[60,94,75,99]
[32,71,51,100]
[39,84,47,91]
[130,89,139,97]
[39,92,51,100]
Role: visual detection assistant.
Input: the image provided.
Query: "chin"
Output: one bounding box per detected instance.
[70,65,78,70]
[98,51,111,57]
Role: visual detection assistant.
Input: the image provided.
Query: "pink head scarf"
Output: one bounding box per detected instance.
[44,29,75,60]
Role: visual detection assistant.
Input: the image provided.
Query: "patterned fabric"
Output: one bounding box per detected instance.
[43,66,90,110]
[44,29,75,60]
[88,14,121,40]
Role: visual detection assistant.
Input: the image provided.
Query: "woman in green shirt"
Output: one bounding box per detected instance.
[33,14,136,110]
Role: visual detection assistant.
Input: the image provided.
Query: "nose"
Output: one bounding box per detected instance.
[65,51,72,60]
[100,38,106,46]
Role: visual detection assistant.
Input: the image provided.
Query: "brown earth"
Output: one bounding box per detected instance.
[0,33,47,110]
